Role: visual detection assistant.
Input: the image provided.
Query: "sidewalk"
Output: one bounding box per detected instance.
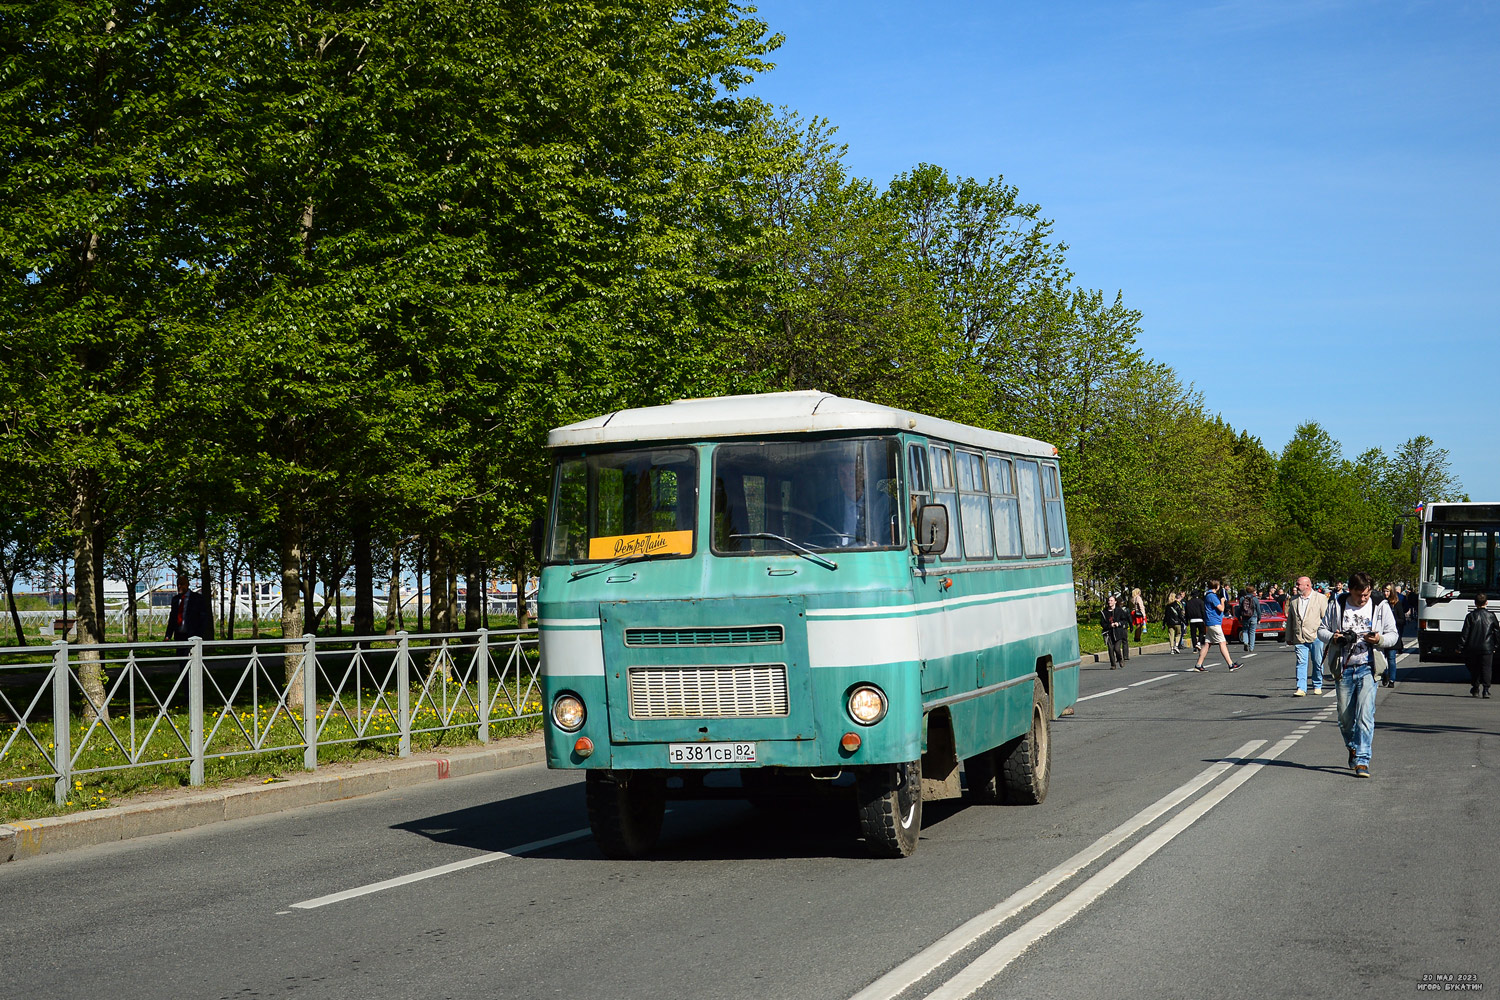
[0,734,545,865]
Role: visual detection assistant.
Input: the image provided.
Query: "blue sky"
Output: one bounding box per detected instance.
[743,0,1498,500]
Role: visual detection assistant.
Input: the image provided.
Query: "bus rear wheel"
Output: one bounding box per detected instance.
[586,769,666,859]
[856,759,922,858]
[998,683,1051,804]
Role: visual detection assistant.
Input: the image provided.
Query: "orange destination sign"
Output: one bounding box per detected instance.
[588,530,693,561]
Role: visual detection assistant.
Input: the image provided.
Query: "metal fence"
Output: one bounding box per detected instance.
[0,629,542,805]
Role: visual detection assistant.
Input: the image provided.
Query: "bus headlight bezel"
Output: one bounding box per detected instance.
[552,692,586,732]
[847,684,888,726]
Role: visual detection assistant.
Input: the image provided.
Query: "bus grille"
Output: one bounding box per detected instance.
[627,665,789,719]
[624,625,784,647]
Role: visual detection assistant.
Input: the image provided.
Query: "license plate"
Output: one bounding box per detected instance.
[666,742,757,764]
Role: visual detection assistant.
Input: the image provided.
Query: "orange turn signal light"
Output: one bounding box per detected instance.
[573,736,594,758]
[840,732,862,753]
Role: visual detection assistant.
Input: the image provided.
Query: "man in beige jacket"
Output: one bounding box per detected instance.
[1284,575,1330,695]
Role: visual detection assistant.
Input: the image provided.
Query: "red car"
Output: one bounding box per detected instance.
[1222,600,1287,641]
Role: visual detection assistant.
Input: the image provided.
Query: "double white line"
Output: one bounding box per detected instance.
[849,709,1334,1000]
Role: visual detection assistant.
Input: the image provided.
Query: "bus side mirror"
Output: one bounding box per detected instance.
[529,515,545,564]
[916,504,949,556]
[1391,520,1404,550]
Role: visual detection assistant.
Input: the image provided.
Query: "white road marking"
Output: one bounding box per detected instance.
[1077,687,1127,702]
[920,732,1306,1000]
[288,827,593,910]
[1129,675,1171,688]
[1240,653,1258,659]
[846,739,1268,1000]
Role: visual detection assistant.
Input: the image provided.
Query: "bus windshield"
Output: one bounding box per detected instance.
[712,438,901,553]
[1426,526,1500,593]
[547,448,698,563]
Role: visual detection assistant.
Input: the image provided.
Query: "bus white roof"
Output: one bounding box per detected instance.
[547,391,1059,458]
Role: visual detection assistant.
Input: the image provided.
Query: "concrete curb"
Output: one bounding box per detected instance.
[1083,640,1176,662]
[0,736,545,865]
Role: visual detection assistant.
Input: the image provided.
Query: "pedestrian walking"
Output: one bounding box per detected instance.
[1236,586,1260,652]
[1185,590,1206,652]
[1164,591,1187,653]
[1456,593,1498,699]
[1101,594,1130,669]
[1283,575,1329,696]
[1381,583,1406,687]
[1130,587,1148,644]
[1318,571,1398,778]
[1193,579,1241,673]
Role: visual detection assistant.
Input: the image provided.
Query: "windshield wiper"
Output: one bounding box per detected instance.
[568,551,670,581]
[730,532,838,571]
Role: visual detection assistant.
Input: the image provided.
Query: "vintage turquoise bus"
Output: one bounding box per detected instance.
[538,391,1079,857]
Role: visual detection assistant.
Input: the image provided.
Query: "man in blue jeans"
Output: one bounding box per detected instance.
[1283,575,1329,696]
[1317,571,1399,778]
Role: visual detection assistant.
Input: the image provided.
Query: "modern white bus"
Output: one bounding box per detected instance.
[1413,501,1500,662]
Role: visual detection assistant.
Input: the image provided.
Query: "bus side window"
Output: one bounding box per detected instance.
[1015,460,1046,558]
[987,455,1021,558]
[929,444,961,560]
[957,450,993,560]
[1042,463,1068,557]
[907,444,930,541]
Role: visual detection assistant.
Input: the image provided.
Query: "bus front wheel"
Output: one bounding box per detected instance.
[856,759,922,858]
[998,683,1051,804]
[586,769,666,860]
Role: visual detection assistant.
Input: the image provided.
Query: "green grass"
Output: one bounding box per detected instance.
[1076,621,1174,655]
[0,676,542,823]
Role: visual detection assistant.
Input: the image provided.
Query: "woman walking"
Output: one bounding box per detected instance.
[1131,587,1148,644]
[1101,594,1130,670]
[1164,591,1186,653]
[1381,583,1406,687]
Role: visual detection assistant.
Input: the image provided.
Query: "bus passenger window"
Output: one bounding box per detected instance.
[1042,464,1068,557]
[957,451,993,560]
[929,445,961,560]
[1015,460,1046,558]
[987,456,1021,558]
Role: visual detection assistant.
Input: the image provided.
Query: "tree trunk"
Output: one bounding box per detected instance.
[446,546,458,635]
[480,561,489,630]
[124,562,139,643]
[514,552,531,630]
[353,518,374,635]
[92,521,106,640]
[1,559,26,646]
[70,473,107,721]
[429,539,448,633]
[416,538,425,633]
[196,509,214,641]
[280,519,304,688]
[385,539,401,634]
[227,540,243,640]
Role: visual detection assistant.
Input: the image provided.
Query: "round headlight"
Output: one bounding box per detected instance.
[552,693,585,732]
[848,684,888,725]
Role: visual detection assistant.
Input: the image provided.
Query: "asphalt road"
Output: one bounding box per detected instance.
[4,639,1496,1000]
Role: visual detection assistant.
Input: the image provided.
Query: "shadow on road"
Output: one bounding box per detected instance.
[392,775,1004,862]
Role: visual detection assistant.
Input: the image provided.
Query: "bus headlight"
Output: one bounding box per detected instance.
[552,693,586,732]
[848,685,888,726]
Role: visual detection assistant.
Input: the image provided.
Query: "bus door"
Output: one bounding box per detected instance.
[907,439,967,698]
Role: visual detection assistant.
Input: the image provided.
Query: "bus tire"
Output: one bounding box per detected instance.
[964,747,1003,804]
[856,759,922,858]
[586,769,666,860]
[999,683,1051,805]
